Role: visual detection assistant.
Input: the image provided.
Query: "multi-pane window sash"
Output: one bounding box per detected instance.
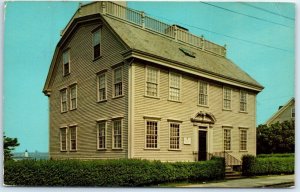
[69,126,77,151]
[170,123,180,149]
[98,73,106,101]
[240,130,247,151]
[114,67,123,97]
[292,108,295,118]
[224,129,231,151]
[146,121,158,148]
[169,73,180,101]
[146,67,158,97]
[93,29,101,59]
[63,50,70,76]
[199,81,208,105]
[240,91,247,112]
[113,120,122,149]
[97,122,106,149]
[60,128,67,151]
[70,85,77,110]
[223,87,231,110]
[61,89,68,112]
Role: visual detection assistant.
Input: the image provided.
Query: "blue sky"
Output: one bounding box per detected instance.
[3,1,295,153]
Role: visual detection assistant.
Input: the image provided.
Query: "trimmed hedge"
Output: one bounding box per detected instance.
[4,157,225,186]
[242,154,294,176]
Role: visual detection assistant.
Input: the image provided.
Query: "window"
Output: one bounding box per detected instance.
[69,126,77,151]
[240,90,247,112]
[112,119,122,149]
[60,128,67,151]
[146,121,158,149]
[60,89,68,112]
[223,87,231,110]
[169,72,181,101]
[240,129,247,151]
[199,81,208,106]
[93,29,101,59]
[170,123,180,150]
[223,129,231,151]
[97,121,106,149]
[113,67,123,97]
[63,50,70,76]
[97,73,106,101]
[146,67,158,97]
[291,107,295,118]
[70,84,77,110]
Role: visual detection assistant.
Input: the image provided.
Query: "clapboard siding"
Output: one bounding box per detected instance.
[49,21,129,159]
[132,61,257,161]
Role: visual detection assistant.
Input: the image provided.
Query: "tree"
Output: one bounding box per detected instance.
[256,121,295,154]
[4,135,20,161]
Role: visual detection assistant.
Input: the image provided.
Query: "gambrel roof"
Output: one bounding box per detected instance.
[43,2,263,95]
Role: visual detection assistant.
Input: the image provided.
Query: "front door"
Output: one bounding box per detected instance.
[198,130,207,161]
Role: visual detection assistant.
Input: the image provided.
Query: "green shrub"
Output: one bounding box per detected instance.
[242,155,256,176]
[4,158,224,186]
[242,154,294,176]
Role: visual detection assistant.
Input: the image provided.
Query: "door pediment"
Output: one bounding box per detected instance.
[191,111,216,124]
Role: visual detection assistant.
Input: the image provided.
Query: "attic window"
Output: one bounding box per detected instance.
[179,48,195,58]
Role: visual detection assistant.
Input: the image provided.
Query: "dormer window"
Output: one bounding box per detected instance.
[93,29,101,59]
[63,49,70,76]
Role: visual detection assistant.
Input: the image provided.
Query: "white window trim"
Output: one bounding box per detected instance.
[144,119,160,150]
[112,66,124,98]
[223,126,232,151]
[60,88,68,113]
[145,66,160,99]
[69,84,77,110]
[92,27,101,60]
[168,72,182,102]
[62,49,70,76]
[168,122,181,151]
[69,126,77,151]
[239,90,248,112]
[112,118,123,149]
[198,80,209,107]
[97,72,107,102]
[223,86,232,110]
[239,128,248,151]
[97,121,107,150]
[60,127,68,152]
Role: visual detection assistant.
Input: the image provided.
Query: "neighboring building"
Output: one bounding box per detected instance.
[265,98,295,126]
[12,151,49,161]
[43,2,263,164]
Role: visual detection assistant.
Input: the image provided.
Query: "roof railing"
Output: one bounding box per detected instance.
[103,1,226,57]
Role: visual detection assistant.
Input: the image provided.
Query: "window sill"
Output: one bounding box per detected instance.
[198,104,209,108]
[97,148,107,151]
[70,108,77,111]
[63,73,70,77]
[168,99,182,103]
[168,149,181,151]
[97,99,107,103]
[61,111,68,114]
[239,150,248,152]
[144,95,160,100]
[60,150,67,152]
[239,111,248,114]
[222,109,232,112]
[112,95,124,99]
[93,56,102,62]
[144,148,160,151]
[112,148,123,151]
[70,150,77,152]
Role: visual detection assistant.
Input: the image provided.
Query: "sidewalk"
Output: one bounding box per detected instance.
[181,174,295,188]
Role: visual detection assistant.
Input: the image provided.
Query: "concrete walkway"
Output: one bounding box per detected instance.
[181,175,295,188]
